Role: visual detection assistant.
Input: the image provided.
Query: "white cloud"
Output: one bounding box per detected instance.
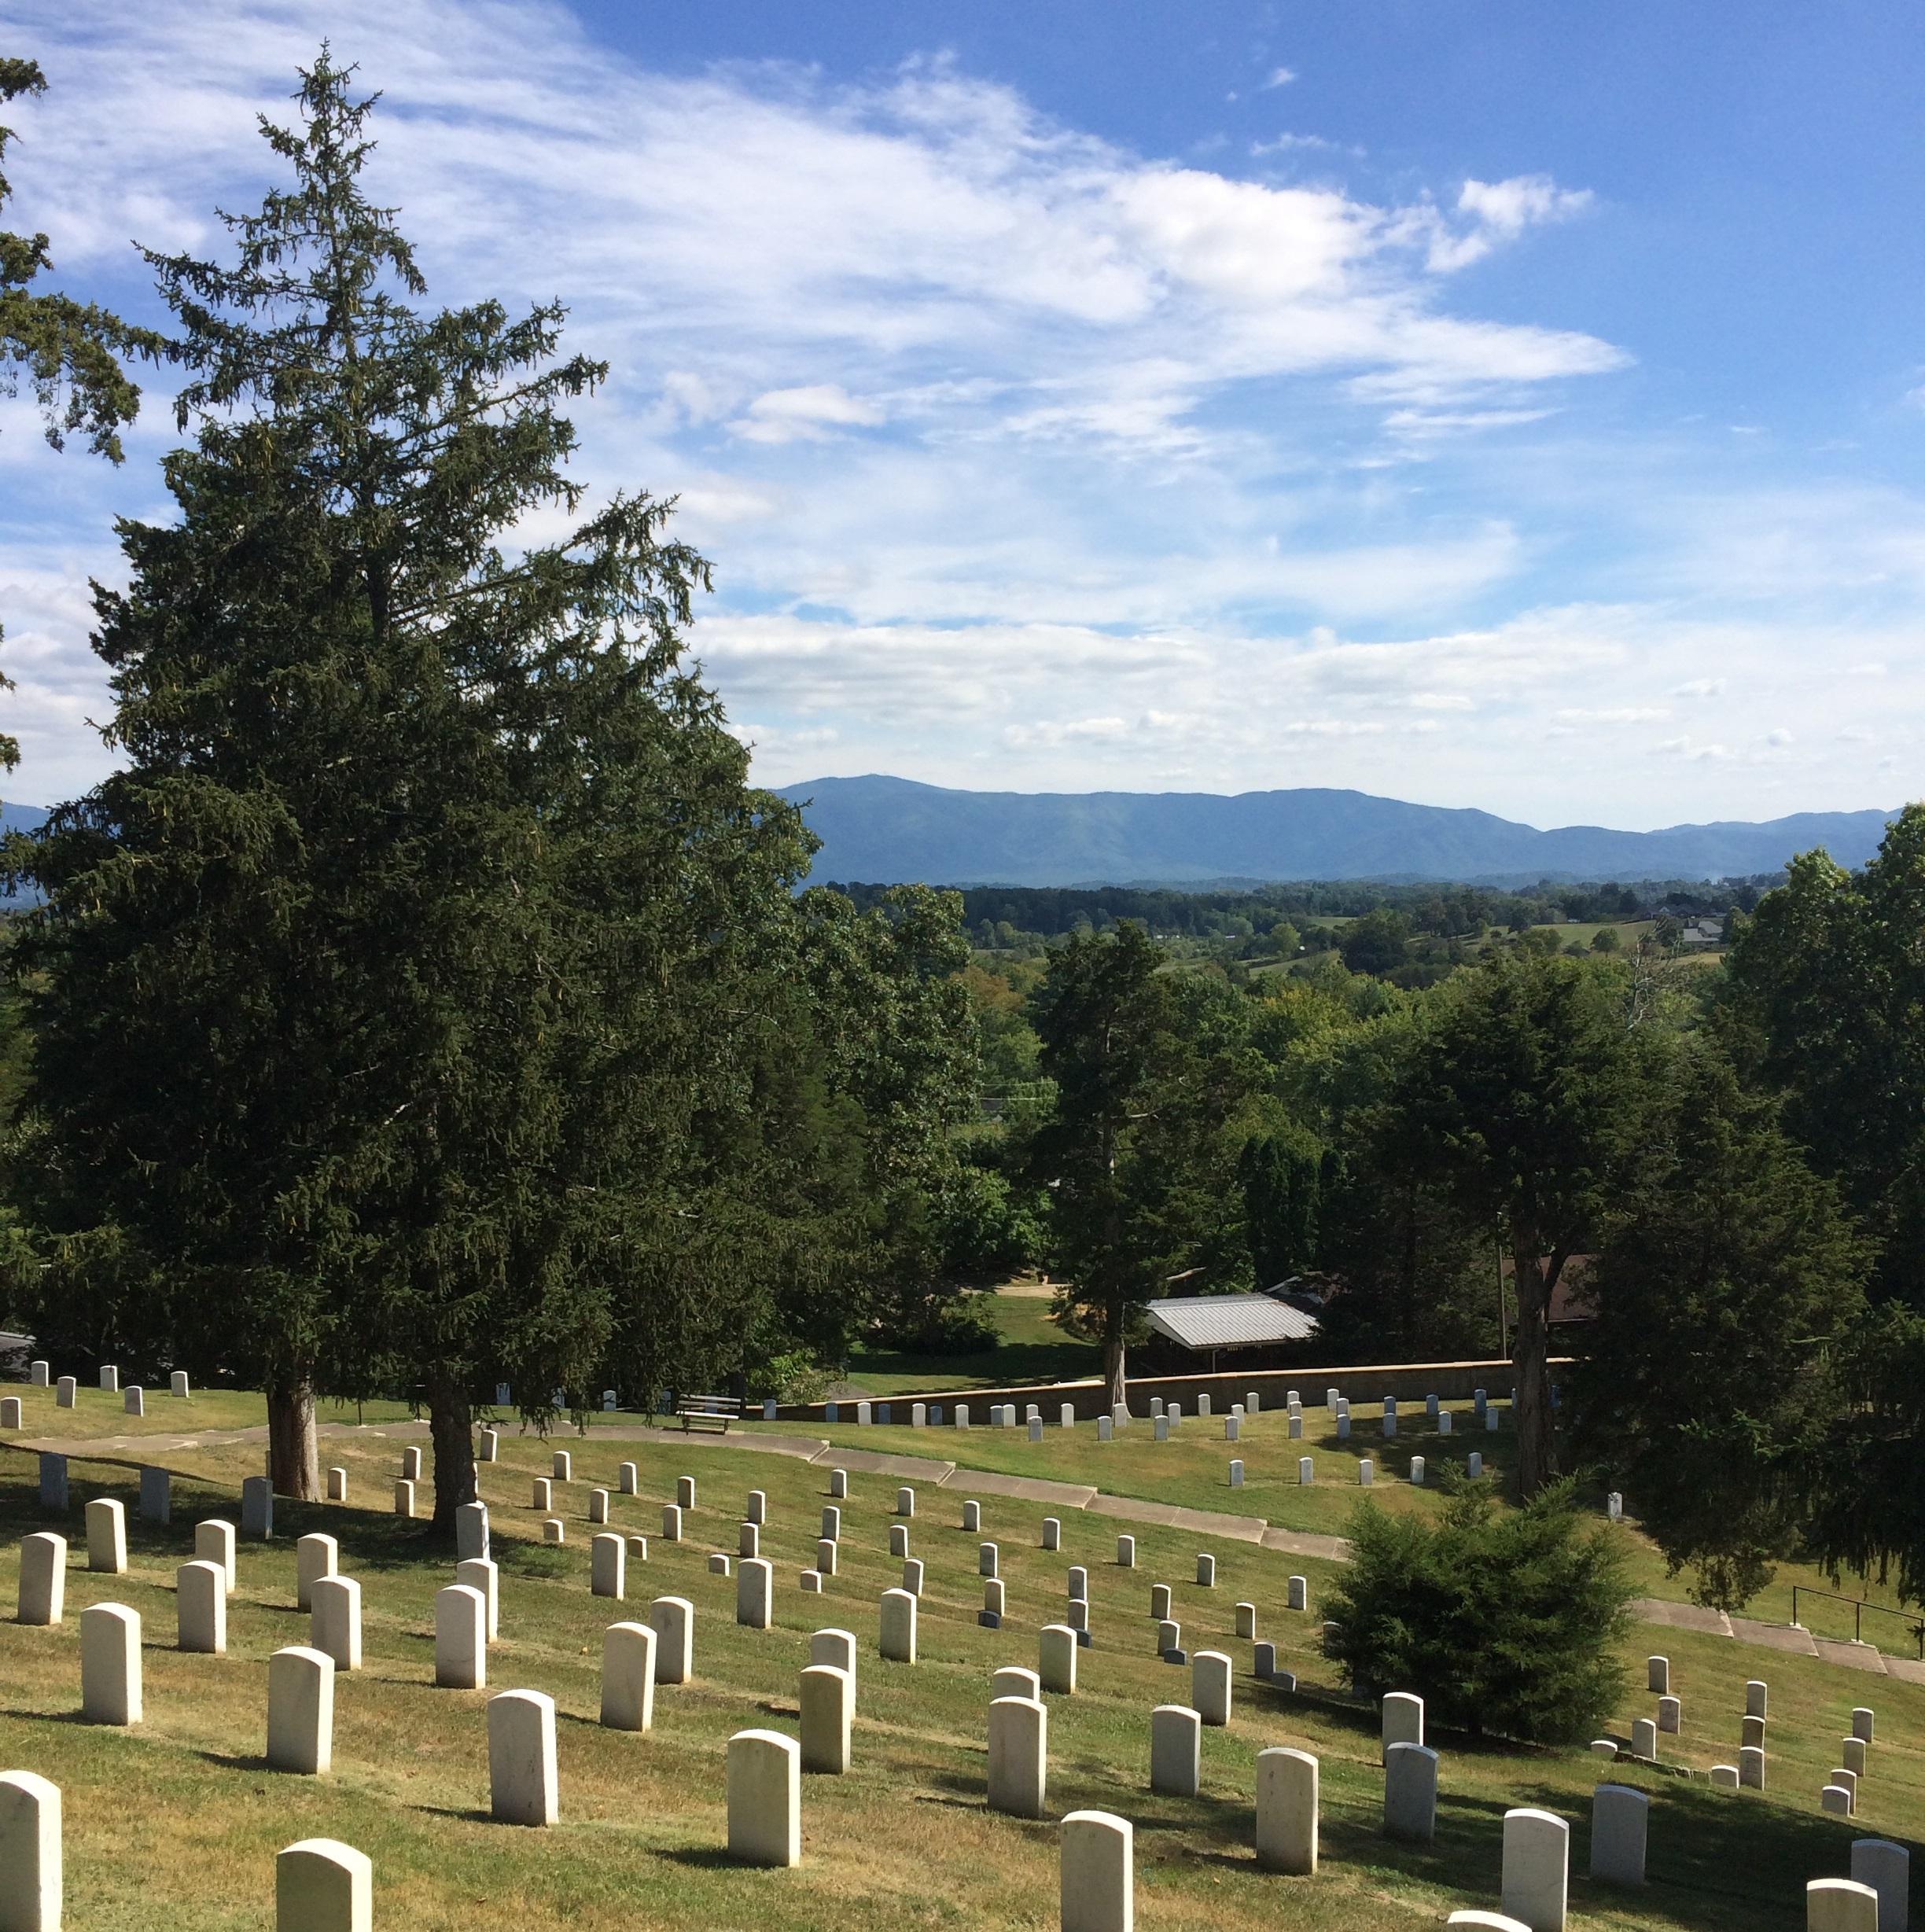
[1654,736,1732,761]
[729,384,885,444]
[1261,67,1298,90]
[1003,716,1131,747]
[1417,175,1596,274]
[1250,131,1360,159]
[1555,707,1672,724]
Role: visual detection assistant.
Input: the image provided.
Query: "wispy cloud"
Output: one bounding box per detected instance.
[729,385,885,444]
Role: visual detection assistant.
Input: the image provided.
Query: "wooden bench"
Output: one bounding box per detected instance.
[676,1395,742,1434]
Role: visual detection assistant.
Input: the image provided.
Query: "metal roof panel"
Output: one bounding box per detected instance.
[1145,1294,1320,1349]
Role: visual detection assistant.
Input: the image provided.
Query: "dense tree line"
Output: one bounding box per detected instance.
[829,874,1775,956]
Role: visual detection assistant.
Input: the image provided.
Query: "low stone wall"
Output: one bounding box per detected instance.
[773,1356,1561,1425]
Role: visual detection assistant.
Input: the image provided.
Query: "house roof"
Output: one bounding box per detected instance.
[1145,1294,1322,1350]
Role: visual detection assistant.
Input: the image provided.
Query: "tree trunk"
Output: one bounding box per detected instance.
[1102,1302,1128,1411]
[267,1374,319,1500]
[426,1366,477,1536]
[1509,1235,1558,1496]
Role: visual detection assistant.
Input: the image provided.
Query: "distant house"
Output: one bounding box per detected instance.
[1143,1292,1320,1371]
[1680,917,1725,946]
[1499,1255,1598,1330]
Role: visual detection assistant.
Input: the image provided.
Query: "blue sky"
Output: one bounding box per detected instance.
[3,0,1922,828]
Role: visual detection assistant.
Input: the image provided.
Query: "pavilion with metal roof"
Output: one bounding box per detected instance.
[1144,1294,1321,1361]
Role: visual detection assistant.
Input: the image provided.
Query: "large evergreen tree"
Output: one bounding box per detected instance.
[9,56,813,1522]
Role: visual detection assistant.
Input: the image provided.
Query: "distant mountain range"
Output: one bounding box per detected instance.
[5,786,1899,891]
[775,776,1901,888]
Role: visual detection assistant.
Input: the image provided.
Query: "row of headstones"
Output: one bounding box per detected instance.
[1226,1450,1486,1487]
[1632,1658,1879,1814]
[1,1360,191,1427]
[811,1386,1511,1435]
[0,1764,1146,1932]
[1374,1691,1913,1932]
[31,1454,273,1529]
[1,1750,1909,1932]
[1450,1860,1911,1932]
[1334,1390,1504,1441]
[1623,1662,1879,1808]
[1434,1809,1911,1932]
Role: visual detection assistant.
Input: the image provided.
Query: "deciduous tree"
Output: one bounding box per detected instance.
[1380,950,1649,1495]
[1028,926,1259,1403]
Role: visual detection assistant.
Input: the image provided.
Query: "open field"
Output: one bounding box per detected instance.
[2,1400,1920,1931]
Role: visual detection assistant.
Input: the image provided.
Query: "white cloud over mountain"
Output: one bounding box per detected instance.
[0,0,1919,828]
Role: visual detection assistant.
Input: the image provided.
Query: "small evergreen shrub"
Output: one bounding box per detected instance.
[1327,1476,1632,1742]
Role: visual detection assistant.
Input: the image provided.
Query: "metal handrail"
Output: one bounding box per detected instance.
[1789,1585,1925,1659]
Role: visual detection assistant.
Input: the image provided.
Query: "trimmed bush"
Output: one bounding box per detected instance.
[1327,1476,1632,1742]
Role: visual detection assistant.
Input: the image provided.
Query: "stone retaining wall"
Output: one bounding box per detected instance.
[775,1356,1558,1424]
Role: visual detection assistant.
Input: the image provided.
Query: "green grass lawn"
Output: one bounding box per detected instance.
[738,1398,1924,1634]
[0,1382,418,1439]
[2,1404,1919,1931]
[18,1378,1916,1636]
[837,1291,1099,1396]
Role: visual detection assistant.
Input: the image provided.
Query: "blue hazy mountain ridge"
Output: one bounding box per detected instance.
[0,804,49,837]
[775,776,1897,887]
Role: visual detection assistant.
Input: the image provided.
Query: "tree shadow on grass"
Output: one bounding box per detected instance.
[914,1767,990,1805]
[841,1337,1097,1393]
[1511,1772,1909,1932]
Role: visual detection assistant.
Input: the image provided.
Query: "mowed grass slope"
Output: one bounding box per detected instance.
[2,1415,1920,1932]
[734,1398,1925,1634]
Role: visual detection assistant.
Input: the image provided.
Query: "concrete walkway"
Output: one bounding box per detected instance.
[16,1417,1924,1682]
